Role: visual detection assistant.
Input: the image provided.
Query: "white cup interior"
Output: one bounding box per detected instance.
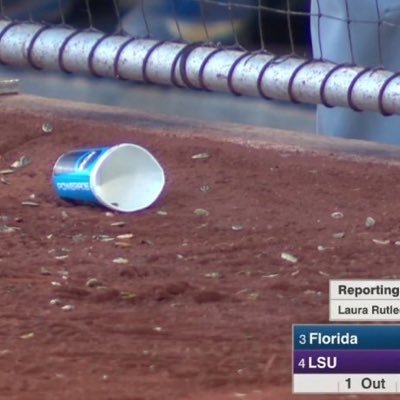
[91,144,165,212]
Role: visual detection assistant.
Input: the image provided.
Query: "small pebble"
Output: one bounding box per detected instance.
[1,177,8,184]
[61,304,74,311]
[372,239,390,245]
[191,152,210,159]
[156,210,168,216]
[42,122,53,134]
[232,224,243,231]
[205,272,221,279]
[116,233,133,240]
[153,326,163,332]
[49,298,61,306]
[47,234,53,240]
[110,221,126,227]
[86,278,100,288]
[20,332,34,340]
[0,225,17,233]
[194,208,209,216]
[93,235,114,242]
[365,216,376,228]
[11,155,31,169]
[262,273,279,279]
[20,155,32,167]
[72,234,84,243]
[120,291,136,300]
[333,232,345,239]
[40,267,51,275]
[317,245,329,252]
[0,169,14,175]
[114,241,131,248]
[281,252,298,263]
[331,211,344,219]
[21,201,39,207]
[55,255,69,260]
[200,185,210,192]
[101,237,114,242]
[105,212,114,217]
[112,257,128,264]
[61,210,69,219]
[58,270,69,277]
[249,292,260,301]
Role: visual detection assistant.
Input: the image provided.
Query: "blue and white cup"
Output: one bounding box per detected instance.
[52,143,165,212]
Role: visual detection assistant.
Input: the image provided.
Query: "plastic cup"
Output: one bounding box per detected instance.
[52,143,165,212]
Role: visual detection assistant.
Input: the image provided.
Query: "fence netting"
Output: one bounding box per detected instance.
[1,1,400,116]
[0,1,311,54]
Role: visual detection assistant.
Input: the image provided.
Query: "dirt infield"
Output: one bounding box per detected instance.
[1,95,400,399]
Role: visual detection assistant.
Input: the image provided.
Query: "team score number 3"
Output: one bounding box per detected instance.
[298,334,306,345]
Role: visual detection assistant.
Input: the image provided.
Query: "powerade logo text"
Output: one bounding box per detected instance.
[56,182,90,192]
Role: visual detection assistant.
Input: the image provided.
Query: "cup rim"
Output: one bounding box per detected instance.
[89,143,165,212]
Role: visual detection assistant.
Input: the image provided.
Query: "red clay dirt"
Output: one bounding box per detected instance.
[1,95,400,400]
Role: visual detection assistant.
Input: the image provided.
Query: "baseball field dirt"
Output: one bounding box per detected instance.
[1,94,400,399]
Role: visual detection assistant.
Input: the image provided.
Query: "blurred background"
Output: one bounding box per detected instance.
[0,0,315,132]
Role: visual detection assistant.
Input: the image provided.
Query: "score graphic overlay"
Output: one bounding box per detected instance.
[292,325,400,393]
